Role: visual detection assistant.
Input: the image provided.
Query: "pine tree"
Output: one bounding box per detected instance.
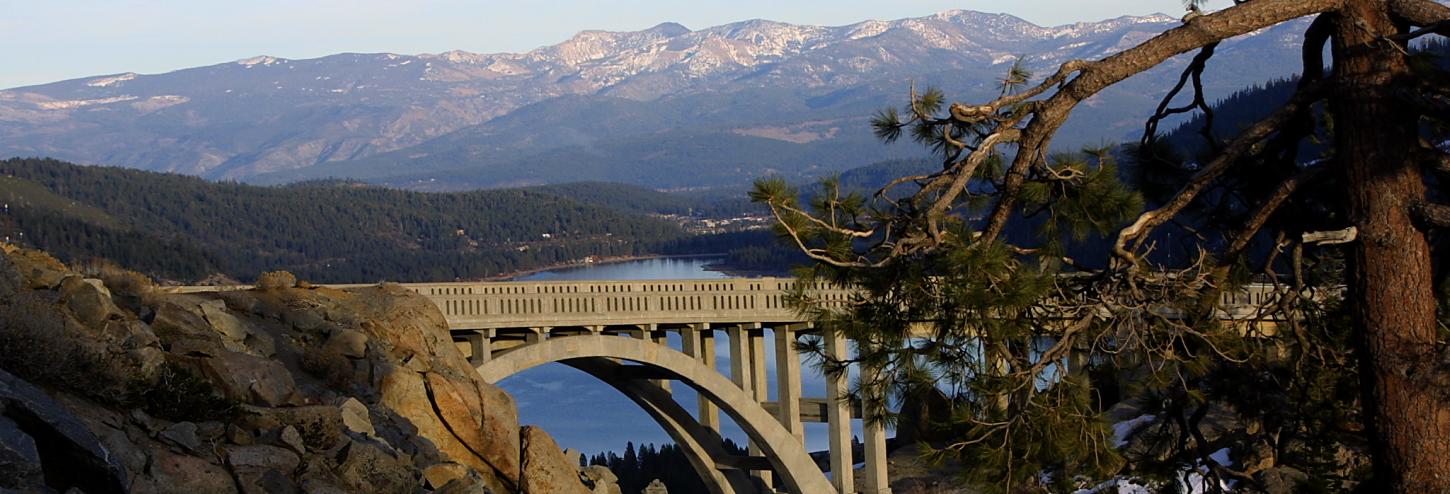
[753,1,1450,491]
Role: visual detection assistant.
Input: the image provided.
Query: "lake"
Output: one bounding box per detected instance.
[512,256,730,281]
[497,256,864,458]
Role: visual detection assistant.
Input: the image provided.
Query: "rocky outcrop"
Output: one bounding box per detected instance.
[519,426,592,494]
[0,246,607,494]
[0,368,129,493]
[642,479,669,494]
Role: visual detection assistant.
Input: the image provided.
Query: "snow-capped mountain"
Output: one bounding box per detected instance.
[0,10,1307,188]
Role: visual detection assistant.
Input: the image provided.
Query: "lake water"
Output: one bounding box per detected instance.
[512,256,729,281]
[497,256,864,458]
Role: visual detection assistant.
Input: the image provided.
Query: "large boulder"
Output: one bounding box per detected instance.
[322,329,369,359]
[59,276,122,327]
[150,300,216,341]
[642,479,669,494]
[0,414,44,491]
[519,426,592,494]
[1255,466,1309,494]
[227,444,302,494]
[335,439,417,493]
[6,248,68,289]
[0,247,561,494]
[581,465,623,494]
[198,350,298,407]
[0,369,129,494]
[143,449,239,494]
[339,398,375,438]
[0,245,26,298]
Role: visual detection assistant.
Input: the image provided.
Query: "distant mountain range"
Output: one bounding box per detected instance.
[0,10,1311,189]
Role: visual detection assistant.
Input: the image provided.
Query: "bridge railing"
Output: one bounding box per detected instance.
[396,277,854,329]
[168,278,1310,330]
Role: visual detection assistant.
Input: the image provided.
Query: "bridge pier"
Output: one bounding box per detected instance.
[861,361,892,494]
[727,324,775,490]
[774,325,805,443]
[823,330,856,494]
[748,325,774,490]
[683,324,722,434]
[476,334,838,494]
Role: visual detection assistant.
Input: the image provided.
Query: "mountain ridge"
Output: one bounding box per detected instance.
[0,9,1307,188]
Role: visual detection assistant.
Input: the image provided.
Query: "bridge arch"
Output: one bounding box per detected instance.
[477,335,835,494]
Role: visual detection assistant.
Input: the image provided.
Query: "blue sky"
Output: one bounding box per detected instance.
[1,0,1231,89]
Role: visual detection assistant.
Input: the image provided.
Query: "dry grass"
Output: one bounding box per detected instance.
[0,295,130,403]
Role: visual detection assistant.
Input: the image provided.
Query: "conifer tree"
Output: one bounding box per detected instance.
[752,1,1450,491]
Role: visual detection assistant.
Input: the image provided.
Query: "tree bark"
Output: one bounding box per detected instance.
[1332,1,1450,490]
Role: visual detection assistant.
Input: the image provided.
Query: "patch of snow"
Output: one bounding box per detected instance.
[1073,478,1154,494]
[36,95,138,110]
[130,95,189,112]
[1111,414,1156,447]
[1209,447,1232,466]
[86,73,136,87]
[236,55,284,67]
[1179,471,1232,494]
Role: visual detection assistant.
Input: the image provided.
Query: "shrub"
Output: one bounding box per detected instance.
[301,345,358,392]
[0,296,130,403]
[255,271,297,290]
[127,362,239,422]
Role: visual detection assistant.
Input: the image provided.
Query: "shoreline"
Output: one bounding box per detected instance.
[485,253,727,281]
[701,261,792,279]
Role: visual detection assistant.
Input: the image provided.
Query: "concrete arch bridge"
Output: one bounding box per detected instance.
[180,277,1285,494]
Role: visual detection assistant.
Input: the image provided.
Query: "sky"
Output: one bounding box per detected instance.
[0,0,1233,90]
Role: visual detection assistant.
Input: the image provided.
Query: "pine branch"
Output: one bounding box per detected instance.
[978,0,1347,247]
[1113,81,1328,266]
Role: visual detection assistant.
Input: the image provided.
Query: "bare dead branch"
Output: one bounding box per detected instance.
[1302,14,1336,87]
[1113,82,1329,265]
[1390,0,1450,26]
[1391,20,1450,40]
[776,202,877,238]
[1411,201,1450,228]
[978,0,1346,246]
[1394,82,1450,121]
[1142,43,1221,149]
[1302,227,1358,245]
[1223,166,1326,261]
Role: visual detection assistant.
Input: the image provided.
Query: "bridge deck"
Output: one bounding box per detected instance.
[171,277,1291,331]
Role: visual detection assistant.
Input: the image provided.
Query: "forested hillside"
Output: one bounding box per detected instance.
[0,158,690,282]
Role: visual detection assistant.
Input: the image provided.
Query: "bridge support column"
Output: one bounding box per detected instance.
[647,324,671,392]
[526,327,545,344]
[824,330,855,494]
[683,324,720,433]
[728,324,772,490]
[774,325,804,443]
[861,361,891,494]
[746,324,774,490]
[465,329,493,367]
[629,324,672,392]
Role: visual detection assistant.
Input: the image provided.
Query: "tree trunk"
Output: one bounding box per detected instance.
[1332,1,1450,489]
